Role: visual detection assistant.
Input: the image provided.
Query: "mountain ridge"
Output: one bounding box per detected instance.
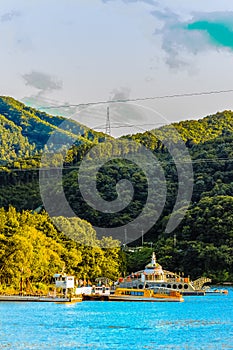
[0,96,108,167]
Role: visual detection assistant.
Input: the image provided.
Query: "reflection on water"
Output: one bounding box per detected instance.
[155,319,228,328]
[0,288,232,350]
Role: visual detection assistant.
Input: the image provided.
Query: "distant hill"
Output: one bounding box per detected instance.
[0,96,107,167]
[127,110,233,149]
[2,95,233,163]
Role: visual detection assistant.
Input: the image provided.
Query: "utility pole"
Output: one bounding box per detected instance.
[174,233,177,248]
[124,228,127,246]
[105,106,111,136]
[141,229,144,247]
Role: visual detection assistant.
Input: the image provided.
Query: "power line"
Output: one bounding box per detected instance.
[2,157,233,173]
[38,89,233,111]
[93,122,166,130]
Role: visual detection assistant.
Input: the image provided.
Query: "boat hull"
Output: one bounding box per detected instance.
[0,295,82,303]
[82,294,109,301]
[182,291,205,296]
[109,295,183,302]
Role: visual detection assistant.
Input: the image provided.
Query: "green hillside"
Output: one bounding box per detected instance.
[0,96,107,168]
[0,113,34,165]
[0,98,233,282]
[128,110,233,148]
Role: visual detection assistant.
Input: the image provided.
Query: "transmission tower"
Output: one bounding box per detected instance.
[105,106,111,136]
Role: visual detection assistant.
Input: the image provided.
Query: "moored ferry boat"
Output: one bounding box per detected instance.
[117,252,210,296]
[0,274,83,303]
[109,287,184,302]
[76,285,111,301]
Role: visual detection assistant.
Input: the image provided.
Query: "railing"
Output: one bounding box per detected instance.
[192,277,212,290]
[123,275,190,283]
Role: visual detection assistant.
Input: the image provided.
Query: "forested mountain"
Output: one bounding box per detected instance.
[0,113,34,164]
[0,97,233,283]
[128,110,233,147]
[0,96,107,168]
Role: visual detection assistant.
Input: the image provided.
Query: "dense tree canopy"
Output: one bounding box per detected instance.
[0,96,107,169]
[1,97,233,283]
[0,207,122,293]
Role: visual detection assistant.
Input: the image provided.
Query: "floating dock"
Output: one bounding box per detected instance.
[0,295,82,302]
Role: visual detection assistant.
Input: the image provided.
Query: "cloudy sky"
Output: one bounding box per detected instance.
[1,0,233,135]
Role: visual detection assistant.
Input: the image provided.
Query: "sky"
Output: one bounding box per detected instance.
[1,0,233,136]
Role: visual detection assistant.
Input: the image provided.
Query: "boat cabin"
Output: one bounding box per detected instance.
[75,285,111,296]
[53,274,75,289]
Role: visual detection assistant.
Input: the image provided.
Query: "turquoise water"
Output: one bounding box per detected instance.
[0,288,232,350]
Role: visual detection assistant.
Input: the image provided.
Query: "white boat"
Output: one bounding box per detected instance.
[203,287,228,295]
[0,273,83,303]
[75,285,111,300]
[117,252,210,296]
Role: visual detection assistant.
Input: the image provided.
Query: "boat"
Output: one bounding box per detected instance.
[117,252,210,296]
[0,273,82,303]
[0,295,80,303]
[76,285,111,301]
[53,273,82,301]
[109,287,184,302]
[202,287,228,295]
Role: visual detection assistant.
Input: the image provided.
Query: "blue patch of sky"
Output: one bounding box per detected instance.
[186,21,233,50]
